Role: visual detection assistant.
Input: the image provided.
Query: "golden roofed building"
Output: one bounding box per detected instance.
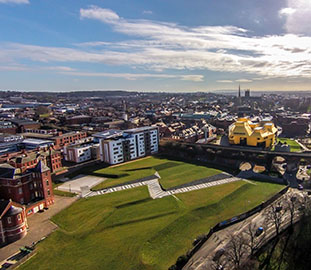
[228,118,278,148]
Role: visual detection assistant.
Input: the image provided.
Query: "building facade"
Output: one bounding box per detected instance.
[0,199,28,246]
[229,118,278,148]
[0,160,54,216]
[52,131,88,148]
[99,126,159,164]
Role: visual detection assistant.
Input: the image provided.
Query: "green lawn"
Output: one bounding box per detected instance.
[274,138,302,152]
[19,180,284,270]
[91,156,223,190]
[52,183,76,197]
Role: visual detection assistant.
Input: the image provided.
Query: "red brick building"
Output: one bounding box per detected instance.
[0,160,54,216]
[52,131,87,148]
[0,147,62,174]
[0,199,27,246]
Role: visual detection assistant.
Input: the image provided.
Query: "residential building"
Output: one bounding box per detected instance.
[63,138,100,163]
[24,128,58,135]
[52,131,87,147]
[98,126,159,164]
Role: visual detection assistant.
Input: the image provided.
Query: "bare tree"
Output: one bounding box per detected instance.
[209,257,228,270]
[283,195,298,227]
[243,222,267,256]
[225,234,248,270]
[265,203,286,236]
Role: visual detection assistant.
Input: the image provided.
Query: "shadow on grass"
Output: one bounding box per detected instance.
[124,167,153,172]
[154,162,181,171]
[116,198,152,209]
[155,154,236,175]
[193,184,252,217]
[103,211,178,229]
[123,162,182,172]
[90,172,129,178]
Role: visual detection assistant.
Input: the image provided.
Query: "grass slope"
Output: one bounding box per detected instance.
[91,156,222,190]
[276,138,302,152]
[20,180,284,270]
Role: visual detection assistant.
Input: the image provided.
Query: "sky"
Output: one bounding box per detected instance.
[0,0,311,92]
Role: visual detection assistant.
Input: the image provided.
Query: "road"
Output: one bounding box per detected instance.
[183,188,308,270]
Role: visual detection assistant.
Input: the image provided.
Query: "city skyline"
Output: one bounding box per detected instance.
[1,0,311,92]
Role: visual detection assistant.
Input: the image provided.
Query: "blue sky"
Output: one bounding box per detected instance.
[0,0,311,92]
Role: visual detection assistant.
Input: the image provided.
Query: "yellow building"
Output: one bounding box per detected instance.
[228,118,278,148]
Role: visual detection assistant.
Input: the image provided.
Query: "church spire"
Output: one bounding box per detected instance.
[238,84,241,98]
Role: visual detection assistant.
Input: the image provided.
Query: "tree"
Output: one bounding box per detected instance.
[243,222,267,256]
[283,194,298,228]
[264,203,286,236]
[225,234,248,270]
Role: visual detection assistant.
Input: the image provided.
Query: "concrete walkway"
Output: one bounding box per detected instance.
[85,172,243,199]
[56,174,106,193]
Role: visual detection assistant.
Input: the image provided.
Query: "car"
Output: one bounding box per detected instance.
[213,248,225,261]
[276,206,282,212]
[298,184,304,190]
[255,227,264,237]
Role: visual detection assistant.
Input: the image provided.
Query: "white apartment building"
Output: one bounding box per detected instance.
[63,137,100,163]
[98,126,159,165]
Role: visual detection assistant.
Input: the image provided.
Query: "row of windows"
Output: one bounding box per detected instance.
[7,214,22,224]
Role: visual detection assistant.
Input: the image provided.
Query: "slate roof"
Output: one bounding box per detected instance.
[0,199,11,219]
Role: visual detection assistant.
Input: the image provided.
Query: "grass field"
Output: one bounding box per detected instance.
[19,179,284,270]
[275,138,302,152]
[91,156,223,190]
[52,183,76,197]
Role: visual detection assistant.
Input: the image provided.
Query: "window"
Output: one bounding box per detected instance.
[18,187,22,194]
[29,183,33,190]
[7,217,11,224]
[17,214,21,221]
[47,189,50,196]
[46,180,49,186]
[20,198,24,204]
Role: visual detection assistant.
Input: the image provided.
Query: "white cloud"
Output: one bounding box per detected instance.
[3,7,311,81]
[279,7,296,16]
[281,0,311,34]
[236,79,252,83]
[217,80,233,83]
[44,66,75,71]
[143,10,153,15]
[0,0,29,4]
[80,6,119,23]
[60,71,204,82]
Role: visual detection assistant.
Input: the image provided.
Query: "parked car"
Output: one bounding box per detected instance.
[298,184,304,190]
[213,248,225,261]
[255,226,264,237]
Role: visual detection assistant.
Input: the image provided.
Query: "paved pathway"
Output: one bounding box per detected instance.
[0,195,78,264]
[85,173,243,199]
[56,174,107,193]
